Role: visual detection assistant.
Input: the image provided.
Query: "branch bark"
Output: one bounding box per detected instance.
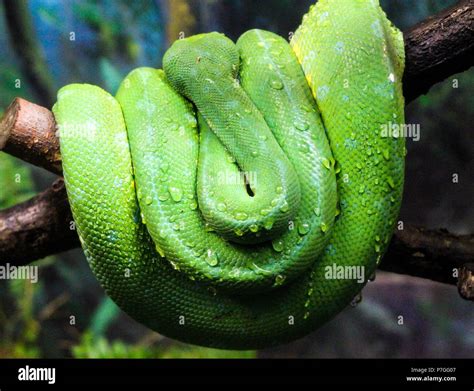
[0,178,78,264]
[380,226,474,286]
[458,263,474,300]
[0,98,61,175]
[403,0,474,103]
[0,1,473,300]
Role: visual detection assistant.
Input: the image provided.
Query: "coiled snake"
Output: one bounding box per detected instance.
[53,0,405,349]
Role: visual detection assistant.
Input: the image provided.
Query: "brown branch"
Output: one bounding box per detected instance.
[0,98,61,175]
[458,263,474,300]
[0,178,79,264]
[380,226,474,287]
[0,2,473,301]
[403,0,474,103]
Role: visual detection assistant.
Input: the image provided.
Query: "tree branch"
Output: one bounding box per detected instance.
[0,178,78,264]
[0,98,61,175]
[403,0,474,103]
[0,2,473,301]
[380,226,474,287]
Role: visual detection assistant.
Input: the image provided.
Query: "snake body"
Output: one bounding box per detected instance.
[53,0,405,349]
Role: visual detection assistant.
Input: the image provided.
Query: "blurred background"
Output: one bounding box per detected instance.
[0,0,472,358]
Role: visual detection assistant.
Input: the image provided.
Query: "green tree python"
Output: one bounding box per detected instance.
[52,0,405,349]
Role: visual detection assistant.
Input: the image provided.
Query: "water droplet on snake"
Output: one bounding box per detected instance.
[272,239,284,252]
[322,158,331,169]
[295,121,309,131]
[270,80,284,90]
[264,219,274,230]
[298,222,310,235]
[235,212,248,221]
[168,186,183,202]
[320,222,328,233]
[299,143,310,153]
[145,195,153,205]
[155,244,165,258]
[205,249,219,267]
[249,224,259,233]
[169,260,180,271]
[274,274,286,286]
[158,193,169,202]
[280,200,289,213]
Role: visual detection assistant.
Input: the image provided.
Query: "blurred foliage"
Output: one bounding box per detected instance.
[0,153,39,357]
[72,332,255,358]
[0,0,472,358]
[0,153,35,208]
[164,0,197,43]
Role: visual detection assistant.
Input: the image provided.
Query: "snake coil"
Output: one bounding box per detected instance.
[53,0,405,349]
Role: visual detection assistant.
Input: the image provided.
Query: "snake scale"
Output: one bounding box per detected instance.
[52,0,405,349]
